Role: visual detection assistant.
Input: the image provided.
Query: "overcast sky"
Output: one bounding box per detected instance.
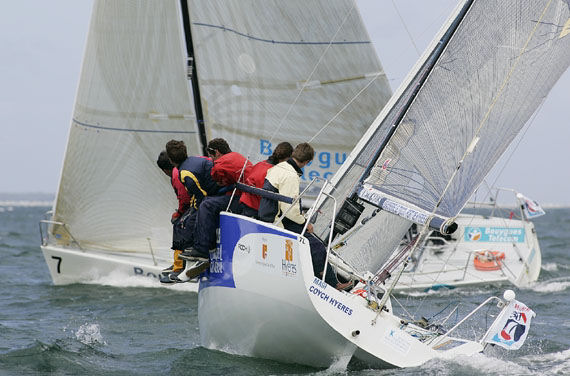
[1,1,568,206]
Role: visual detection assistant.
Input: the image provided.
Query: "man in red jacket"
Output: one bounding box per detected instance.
[178,138,252,280]
[156,151,192,283]
[238,141,293,218]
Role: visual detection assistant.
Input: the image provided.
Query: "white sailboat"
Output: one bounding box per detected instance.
[199,0,570,368]
[395,187,544,291]
[39,0,392,285]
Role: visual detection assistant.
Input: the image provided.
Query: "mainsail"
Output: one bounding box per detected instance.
[186,0,392,186]
[316,0,570,274]
[50,0,392,255]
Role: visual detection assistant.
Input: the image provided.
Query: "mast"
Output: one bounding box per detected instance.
[180,0,208,156]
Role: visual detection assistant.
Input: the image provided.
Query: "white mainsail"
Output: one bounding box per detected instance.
[46,0,392,278]
[316,0,570,275]
[187,0,392,185]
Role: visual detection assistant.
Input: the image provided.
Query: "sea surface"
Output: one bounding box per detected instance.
[0,202,569,375]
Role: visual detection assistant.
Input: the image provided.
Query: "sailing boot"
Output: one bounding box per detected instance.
[172,250,185,272]
[179,247,209,261]
[177,260,210,281]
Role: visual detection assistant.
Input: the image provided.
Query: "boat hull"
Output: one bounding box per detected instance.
[198,213,483,368]
[396,215,542,291]
[40,244,197,291]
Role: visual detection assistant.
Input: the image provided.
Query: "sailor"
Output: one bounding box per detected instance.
[178,138,252,280]
[238,141,293,218]
[165,139,220,282]
[259,142,352,291]
[156,151,192,283]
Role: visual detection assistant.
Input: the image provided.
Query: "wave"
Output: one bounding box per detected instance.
[530,277,570,293]
[521,348,570,375]
[0,200,53,208]
[85,269,199,292]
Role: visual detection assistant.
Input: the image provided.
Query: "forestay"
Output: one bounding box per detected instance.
[315,0,570,275]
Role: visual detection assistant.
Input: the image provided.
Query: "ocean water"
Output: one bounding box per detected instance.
[0,203,569,375]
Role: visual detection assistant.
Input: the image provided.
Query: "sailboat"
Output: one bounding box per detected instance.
[38,0,392,285]
[394,186,544,291]
[198,0,570,368]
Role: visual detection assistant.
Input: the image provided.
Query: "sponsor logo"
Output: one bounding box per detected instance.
[285,240,293,261]
[464,227,525,243]
[260,138,346,181]
[255,241,275,270]
[281,239,297,277]
[467,227,482,241]
[262,243,268,259]
[383,329,411,354]
[237,242,250,254]
[210,247,223,274]
[308,278,353,315]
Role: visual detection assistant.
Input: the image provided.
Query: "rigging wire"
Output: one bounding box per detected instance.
[379,0,555,315]
[265,1,357,148]
[409,18,551,318]
[391,0,421,58]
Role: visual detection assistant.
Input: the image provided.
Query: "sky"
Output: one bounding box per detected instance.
[1,1,568,206]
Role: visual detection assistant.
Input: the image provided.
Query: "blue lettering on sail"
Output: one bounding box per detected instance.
[259,139,345,181]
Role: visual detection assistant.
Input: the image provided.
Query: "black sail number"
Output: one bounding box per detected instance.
[51,256,62,274]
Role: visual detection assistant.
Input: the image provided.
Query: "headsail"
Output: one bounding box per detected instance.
[316,0,570,274]
[53,1,199,253]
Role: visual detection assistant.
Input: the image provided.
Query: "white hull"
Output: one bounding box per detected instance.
[395,214,541,291]
[199,213,484,368]
[40,244,198,291]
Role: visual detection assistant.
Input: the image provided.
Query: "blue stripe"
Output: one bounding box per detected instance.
[73,119,196,134]
[193,22,371,46]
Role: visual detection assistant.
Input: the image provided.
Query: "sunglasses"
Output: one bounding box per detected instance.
[207,147,216,156]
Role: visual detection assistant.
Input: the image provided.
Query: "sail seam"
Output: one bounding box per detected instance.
[72,119,197,134]
[192,22,371,45]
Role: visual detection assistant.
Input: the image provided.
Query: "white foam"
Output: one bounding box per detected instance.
[531,278,570,293]
[440,352,533,375]
[75,323,106,345]
[521,348,570,375]
[541,263,559,272]
[85,269,198,292]
[0,200,53,207]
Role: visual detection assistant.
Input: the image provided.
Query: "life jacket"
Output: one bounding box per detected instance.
[178,156,219,207]
[239,159,273,210]
[171,166,191,215]
[211,152,252,187]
